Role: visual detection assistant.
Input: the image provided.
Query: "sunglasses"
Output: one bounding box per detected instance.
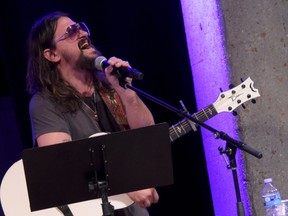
[54,22,90,44]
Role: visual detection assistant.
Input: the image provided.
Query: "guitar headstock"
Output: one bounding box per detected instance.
[213,77,260,113]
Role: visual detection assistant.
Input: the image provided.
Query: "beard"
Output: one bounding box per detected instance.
[74,45,102,73]
[75,53,96,72]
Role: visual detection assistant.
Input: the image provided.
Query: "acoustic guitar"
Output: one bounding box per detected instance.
[0,77,260,215]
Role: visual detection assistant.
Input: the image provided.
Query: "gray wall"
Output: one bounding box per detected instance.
[219,0,288,215]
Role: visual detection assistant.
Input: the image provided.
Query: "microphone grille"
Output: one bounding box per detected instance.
[94,56,107,71]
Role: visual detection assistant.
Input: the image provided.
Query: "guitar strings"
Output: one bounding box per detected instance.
[169,105,216,138]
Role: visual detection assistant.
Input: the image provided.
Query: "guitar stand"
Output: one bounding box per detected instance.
[218,141,245,216]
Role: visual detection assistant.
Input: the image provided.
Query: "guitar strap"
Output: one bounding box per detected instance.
[57,205,74,216]
[99,90,130,131]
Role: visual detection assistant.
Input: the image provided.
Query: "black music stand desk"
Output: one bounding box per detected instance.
[22,122,174,212]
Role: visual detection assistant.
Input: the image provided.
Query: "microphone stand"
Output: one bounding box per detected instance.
[119,79,262,216]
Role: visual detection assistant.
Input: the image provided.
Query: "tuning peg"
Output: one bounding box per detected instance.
[219,88,226,99]
[241,104,246,109]
[251,99,256,104]
[229,84,235,89]
[232,111,238,116]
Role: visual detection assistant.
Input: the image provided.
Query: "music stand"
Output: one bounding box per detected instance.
[22,122,174,214]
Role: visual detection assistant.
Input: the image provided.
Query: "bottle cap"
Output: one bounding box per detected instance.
[264,178,272,183]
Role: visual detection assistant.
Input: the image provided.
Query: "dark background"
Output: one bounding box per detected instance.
[0,0,214,215]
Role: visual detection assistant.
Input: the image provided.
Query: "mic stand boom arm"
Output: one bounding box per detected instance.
[122,82,262,158]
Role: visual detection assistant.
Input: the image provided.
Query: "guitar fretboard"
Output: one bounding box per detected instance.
[169,104,217,142]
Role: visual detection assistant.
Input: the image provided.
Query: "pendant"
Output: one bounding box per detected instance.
[94,114,99,121]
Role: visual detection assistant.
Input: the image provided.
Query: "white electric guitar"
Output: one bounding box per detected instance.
[0,77,260,216]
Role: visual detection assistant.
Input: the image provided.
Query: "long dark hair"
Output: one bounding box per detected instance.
[26,11,112,112]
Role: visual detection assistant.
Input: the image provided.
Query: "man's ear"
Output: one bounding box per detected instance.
[43,48,60,63]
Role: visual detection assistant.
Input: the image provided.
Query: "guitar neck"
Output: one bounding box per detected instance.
[169,103,217,142]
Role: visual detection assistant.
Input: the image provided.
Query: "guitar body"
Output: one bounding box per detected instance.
[0,160,133,216]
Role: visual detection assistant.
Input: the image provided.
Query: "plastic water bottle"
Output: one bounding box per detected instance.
[262,178,282,216]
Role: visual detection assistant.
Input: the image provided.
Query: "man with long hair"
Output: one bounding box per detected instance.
[26,11,158,216]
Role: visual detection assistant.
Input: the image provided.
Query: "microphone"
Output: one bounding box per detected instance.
[94,56,144,80]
